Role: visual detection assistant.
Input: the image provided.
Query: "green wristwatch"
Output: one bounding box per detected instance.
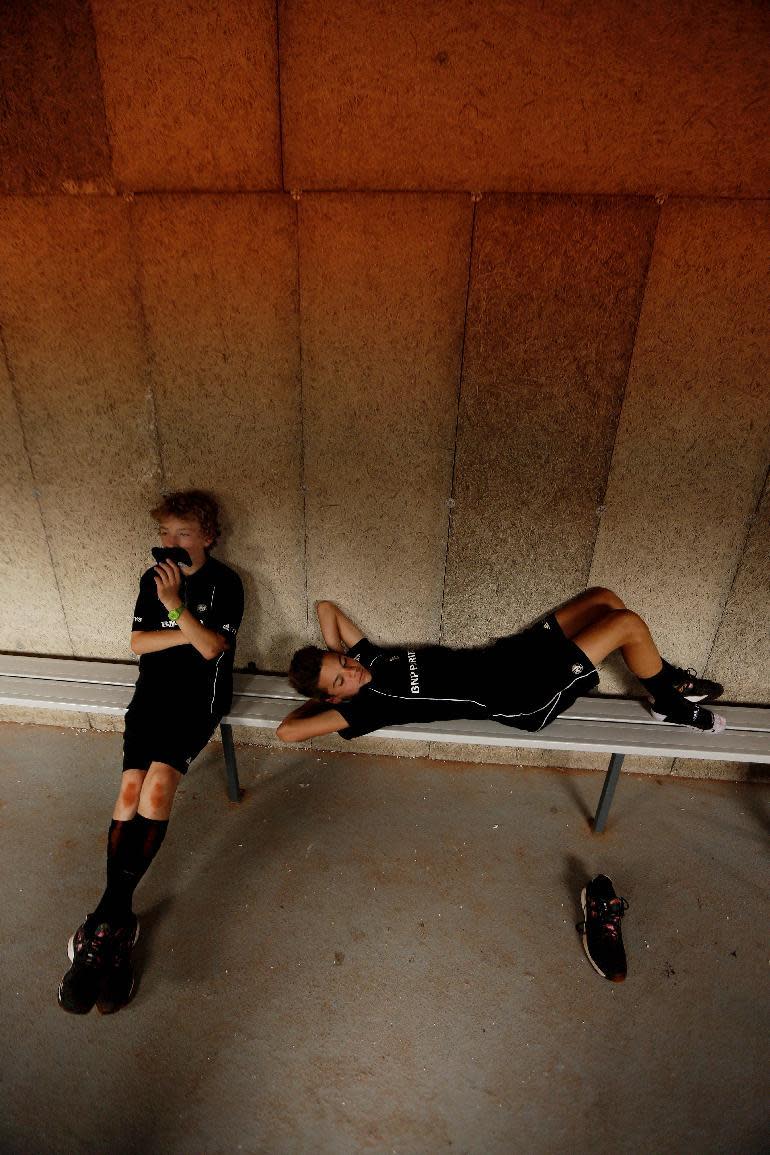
[167,605,184,622]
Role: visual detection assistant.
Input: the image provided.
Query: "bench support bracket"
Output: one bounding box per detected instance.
[593,752,624,833]
[220,722,242,802]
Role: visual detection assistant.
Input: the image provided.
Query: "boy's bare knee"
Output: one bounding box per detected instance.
[120,779,141,808]
[139,763,181,818]
[616,608,647,638]
[589,586,625,611]
[113,770,145,820]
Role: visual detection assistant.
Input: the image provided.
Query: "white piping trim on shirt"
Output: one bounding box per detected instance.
[367,686,489,710]
[210,651,225,713]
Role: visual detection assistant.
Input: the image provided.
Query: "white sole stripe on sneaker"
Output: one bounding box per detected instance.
[580,888,610,980]
[650,708,726,734]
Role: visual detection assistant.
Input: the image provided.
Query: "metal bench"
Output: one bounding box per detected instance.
[1,653,768,831]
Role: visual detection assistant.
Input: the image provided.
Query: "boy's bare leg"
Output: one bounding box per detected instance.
[93,763,181,927]
[570,608,662,678]
[554,587,625,640]
[570,609,725,733]
[137,762,183,820]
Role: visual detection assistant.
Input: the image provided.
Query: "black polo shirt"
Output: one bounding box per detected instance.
[130,556,244,718]
[335,637,490,740]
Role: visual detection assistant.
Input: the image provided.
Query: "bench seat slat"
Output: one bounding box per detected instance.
[0,655,139,685]
[0,677,133,714]
[370,715,770,762]
[3,656,768,731]
[2,669,768,763]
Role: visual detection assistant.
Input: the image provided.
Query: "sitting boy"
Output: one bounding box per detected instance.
[277,589,724,743]
[58,489,244,1015]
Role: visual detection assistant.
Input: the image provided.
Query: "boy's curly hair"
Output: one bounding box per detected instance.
[288,645,327,698]
[151,489,221,548]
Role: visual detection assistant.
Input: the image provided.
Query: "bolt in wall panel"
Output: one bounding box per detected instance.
[442,195,658,648]
[590,201,770,697]
[281,0,769,196]
[301,192,472,645]
[0,0,112,194]
[0,197,160,659]
[133,194,306,670]
[91,0,281,191]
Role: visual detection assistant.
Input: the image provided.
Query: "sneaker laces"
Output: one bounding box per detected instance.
[671,665,698,691]
[586,896,628,938]
[81,924,112,967]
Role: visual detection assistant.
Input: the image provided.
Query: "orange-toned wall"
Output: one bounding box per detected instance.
[1,1,768,778]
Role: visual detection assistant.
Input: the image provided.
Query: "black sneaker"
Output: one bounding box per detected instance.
[96,914,140,1015]
[57,917,114,1014]
[578,875,629,982]
[650,699,726,733]
[667,664,724,703]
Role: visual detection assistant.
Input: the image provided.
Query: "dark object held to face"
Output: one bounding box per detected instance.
[152,546,192,568]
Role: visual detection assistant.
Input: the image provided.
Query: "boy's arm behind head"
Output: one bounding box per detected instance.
[275,702,347,743]
[316,601,364,652]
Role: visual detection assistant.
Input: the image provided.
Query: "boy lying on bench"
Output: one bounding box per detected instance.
[277,588,725,743]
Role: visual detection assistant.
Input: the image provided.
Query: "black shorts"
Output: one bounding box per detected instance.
[122,698,221,775]
[484,613,600,732]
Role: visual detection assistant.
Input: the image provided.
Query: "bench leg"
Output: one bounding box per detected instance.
[220,722,242,802]
[593,752,624,833]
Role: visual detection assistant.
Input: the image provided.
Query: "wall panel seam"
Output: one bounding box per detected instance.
[438,196,477,644]
[127,200,166,490]
[700,461,770,687]
[294,197,310,632]
[275,0,286,191]
[587,199,662,586]
[0,325,76,659]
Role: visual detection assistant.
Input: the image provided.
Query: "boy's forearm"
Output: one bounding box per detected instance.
[316,601,364,650]
[316,600,343,649]
[130,615,227,660]
[173,608,229,660]
[131,631,191,655]
[276,702,346,742]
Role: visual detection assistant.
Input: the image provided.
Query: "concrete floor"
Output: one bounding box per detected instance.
[1,724,768,1155]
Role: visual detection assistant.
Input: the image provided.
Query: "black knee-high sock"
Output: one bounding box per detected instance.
[93,814,168,925]
[638,666,687,711]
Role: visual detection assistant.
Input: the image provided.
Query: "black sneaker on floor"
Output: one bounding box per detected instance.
[57,917,114,1014]
[578,875,629,983]
[96,914,140,1015]
[667,664,724,703]
[650,698,726,734]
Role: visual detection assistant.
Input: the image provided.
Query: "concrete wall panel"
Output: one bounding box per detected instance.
[91,0,281,191]
[0,0,112,194]
[300,193,472,645]
[133,194,305,669]
[0,198,159,659]
[0,357,72,654]
[442,195,658,647]
[590,201,770,694]
[673,472,770,780]
[701,472,770,704]
[281,0,769,195]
